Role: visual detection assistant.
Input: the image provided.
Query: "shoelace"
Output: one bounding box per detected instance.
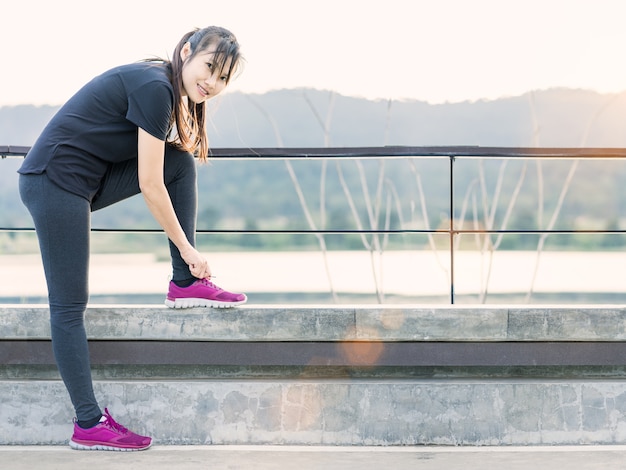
[102,408,129,434]
[198,278,222,290]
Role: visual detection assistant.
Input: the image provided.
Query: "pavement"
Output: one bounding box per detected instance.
[2,445,626,470]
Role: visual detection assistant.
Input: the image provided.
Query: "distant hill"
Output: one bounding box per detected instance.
[3,87,626,148]
[204,87,626,148]
[1,87,626,249]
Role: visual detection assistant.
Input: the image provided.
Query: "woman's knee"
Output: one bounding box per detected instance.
[164,146,196,180]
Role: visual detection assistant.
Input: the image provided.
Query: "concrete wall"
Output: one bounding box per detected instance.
[2,305,626,446]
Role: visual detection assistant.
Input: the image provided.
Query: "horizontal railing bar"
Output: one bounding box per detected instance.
[1,227,625,235]
[5,145,626,159]
[211,146,626,159]
[0,145,30,157]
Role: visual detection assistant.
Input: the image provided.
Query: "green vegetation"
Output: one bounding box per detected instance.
[2,88,626,255]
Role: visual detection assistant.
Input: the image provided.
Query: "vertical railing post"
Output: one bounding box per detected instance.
[449,155,455,304]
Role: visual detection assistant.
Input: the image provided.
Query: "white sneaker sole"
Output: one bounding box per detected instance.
[69,439,152,451]
[164,296,247,309]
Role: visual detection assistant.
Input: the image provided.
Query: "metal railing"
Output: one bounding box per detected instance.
[3,145,626,304]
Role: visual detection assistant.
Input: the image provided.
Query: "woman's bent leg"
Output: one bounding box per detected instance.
[19,173,100,422]
[90,148,245,308]
[162,148,198,282]
[91,146,198,282]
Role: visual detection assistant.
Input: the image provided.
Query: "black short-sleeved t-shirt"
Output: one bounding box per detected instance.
[19,62,174,200]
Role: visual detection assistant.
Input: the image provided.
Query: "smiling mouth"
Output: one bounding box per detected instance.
[197,84,209,98]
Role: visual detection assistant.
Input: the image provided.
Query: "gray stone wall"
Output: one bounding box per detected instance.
[3,305,626,446]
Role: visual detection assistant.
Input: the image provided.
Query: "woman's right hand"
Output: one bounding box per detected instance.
[181,246,212,279]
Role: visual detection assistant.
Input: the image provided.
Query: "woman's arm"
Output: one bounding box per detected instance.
[137,128,210,279]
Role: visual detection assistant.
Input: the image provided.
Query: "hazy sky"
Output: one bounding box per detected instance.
[3,0,626,106]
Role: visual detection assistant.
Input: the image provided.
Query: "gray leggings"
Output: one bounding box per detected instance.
[19,146,197,422]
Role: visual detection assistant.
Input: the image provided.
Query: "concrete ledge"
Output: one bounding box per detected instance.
[4,379,626,446]
[2,304,626,341]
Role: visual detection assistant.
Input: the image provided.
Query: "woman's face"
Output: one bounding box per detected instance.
[180,42,232,104]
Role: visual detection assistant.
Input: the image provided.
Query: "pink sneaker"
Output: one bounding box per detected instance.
[69,408,152,451]
[165,278,247,308]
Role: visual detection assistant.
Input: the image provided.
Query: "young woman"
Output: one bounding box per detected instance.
[18,26,246,451]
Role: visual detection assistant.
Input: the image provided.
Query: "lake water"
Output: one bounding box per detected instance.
[1,250,625,305]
